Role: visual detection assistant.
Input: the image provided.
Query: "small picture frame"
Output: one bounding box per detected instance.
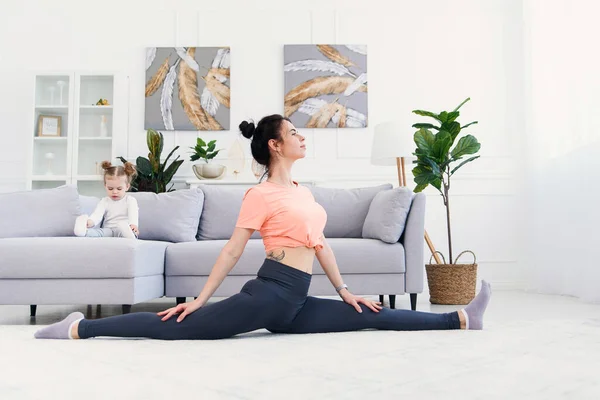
[37,115,62,137]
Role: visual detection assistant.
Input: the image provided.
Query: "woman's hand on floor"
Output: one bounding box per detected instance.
[340,291,383,313]
[157,301,202,323]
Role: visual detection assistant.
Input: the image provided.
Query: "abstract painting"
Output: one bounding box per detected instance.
[284,44,367,128]
[145,47,230,131]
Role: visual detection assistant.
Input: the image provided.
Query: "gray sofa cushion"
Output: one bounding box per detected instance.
[79,195,101,216]
[308,184,392,237]
[0,237,167,278]
[197,184,261,240]
[0,185,80,238]
[362,187,413,243]
[129,189,204,243]
[165,238,404,276]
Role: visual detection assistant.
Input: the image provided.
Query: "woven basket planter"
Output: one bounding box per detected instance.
[425,250,477,305]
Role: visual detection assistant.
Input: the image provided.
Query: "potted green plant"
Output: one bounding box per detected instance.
[189,137,226,179]
[411,97,482,304]
[118,129,184,193]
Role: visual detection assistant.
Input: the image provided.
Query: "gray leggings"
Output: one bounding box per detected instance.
[78,259,460,340]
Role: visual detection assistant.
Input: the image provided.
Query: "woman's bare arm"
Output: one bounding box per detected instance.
[315,237,346,295]
[193,227,254,306]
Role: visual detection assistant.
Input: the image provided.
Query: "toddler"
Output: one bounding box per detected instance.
[74,161,139,239]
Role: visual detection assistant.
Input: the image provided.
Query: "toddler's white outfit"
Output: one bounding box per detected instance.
[74,195,139,239]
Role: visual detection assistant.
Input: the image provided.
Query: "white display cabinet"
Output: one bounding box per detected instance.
[28,72,126,196]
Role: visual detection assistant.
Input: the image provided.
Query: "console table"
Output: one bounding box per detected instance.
[186,178,320,188]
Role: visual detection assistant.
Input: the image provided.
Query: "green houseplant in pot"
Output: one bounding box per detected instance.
[118,129,184,193]
[190,137,227,179]
[411,97,481,305]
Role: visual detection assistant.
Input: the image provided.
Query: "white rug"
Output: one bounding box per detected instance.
[1,319,599,400]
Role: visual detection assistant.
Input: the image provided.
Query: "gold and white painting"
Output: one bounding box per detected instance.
[284,44,367,128]
[145,47,230,131]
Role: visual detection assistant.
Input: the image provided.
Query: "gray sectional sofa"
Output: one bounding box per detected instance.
[0,182,426,316]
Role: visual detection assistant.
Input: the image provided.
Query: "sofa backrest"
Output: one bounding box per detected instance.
[308,184,393,238]
[77,183,395,242]
[196,183,393,240]
[197,184,261,240]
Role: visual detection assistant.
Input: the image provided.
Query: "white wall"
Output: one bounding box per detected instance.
[0,0,523,288]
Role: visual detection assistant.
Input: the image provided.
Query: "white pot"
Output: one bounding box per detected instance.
[193,163,227,179]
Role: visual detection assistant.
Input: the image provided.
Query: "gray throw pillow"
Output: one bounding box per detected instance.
[197,184,261,240]
[309,184,393,238]
[0,184,81,238]
[362,187,414,244]
[129,188,204,243]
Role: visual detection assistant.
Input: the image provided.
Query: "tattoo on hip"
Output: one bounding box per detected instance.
[267,250,285,262]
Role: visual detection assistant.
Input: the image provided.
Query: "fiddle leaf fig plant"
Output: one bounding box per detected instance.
[411,97,481,264]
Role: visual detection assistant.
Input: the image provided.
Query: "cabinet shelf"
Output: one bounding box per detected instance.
[79,105,113,115]
[76,175,103,181]
[34,136,68,141]
[32,175,68,181]
[79,137,112,141]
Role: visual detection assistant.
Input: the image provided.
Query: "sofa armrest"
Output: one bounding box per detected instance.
[401,192,426,294]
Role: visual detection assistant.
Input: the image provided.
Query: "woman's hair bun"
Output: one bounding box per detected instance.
[239,120,256,139]
[101,161,113,170]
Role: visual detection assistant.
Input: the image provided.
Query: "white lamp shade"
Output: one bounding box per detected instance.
[371,121,416,166]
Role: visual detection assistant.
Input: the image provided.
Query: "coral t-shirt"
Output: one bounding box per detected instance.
[235,180,327,252]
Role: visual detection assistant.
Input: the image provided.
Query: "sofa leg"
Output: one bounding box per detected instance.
[378,295,384,305]
[176,297,186,305]
[122,305,132,314]
[389,295,396,309]
[30,305,37,317]
[410,293,417,311]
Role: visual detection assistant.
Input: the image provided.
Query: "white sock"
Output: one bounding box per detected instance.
[74,215,88,237]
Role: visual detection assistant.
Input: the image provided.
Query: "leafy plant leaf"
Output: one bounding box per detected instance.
[207,150,220,160]
[453,97,470,112]
[461,121,478,130]
[450,155,480,175]
[438,111,448,124]
[147,129,164,158]
[136,156,153,176]
[414,128,435,154]
[148,153,160,173]
[451,135,481,159]
[412,123,439,130]
[414,183,428,193]
[163,158,183,184]
[412,109,441,122]
[445,121,461,140]
[161,146,180,174]
[446,111,460,123]
[433,131,453,161]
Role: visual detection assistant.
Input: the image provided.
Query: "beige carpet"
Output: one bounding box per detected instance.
[1,318,599,399]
